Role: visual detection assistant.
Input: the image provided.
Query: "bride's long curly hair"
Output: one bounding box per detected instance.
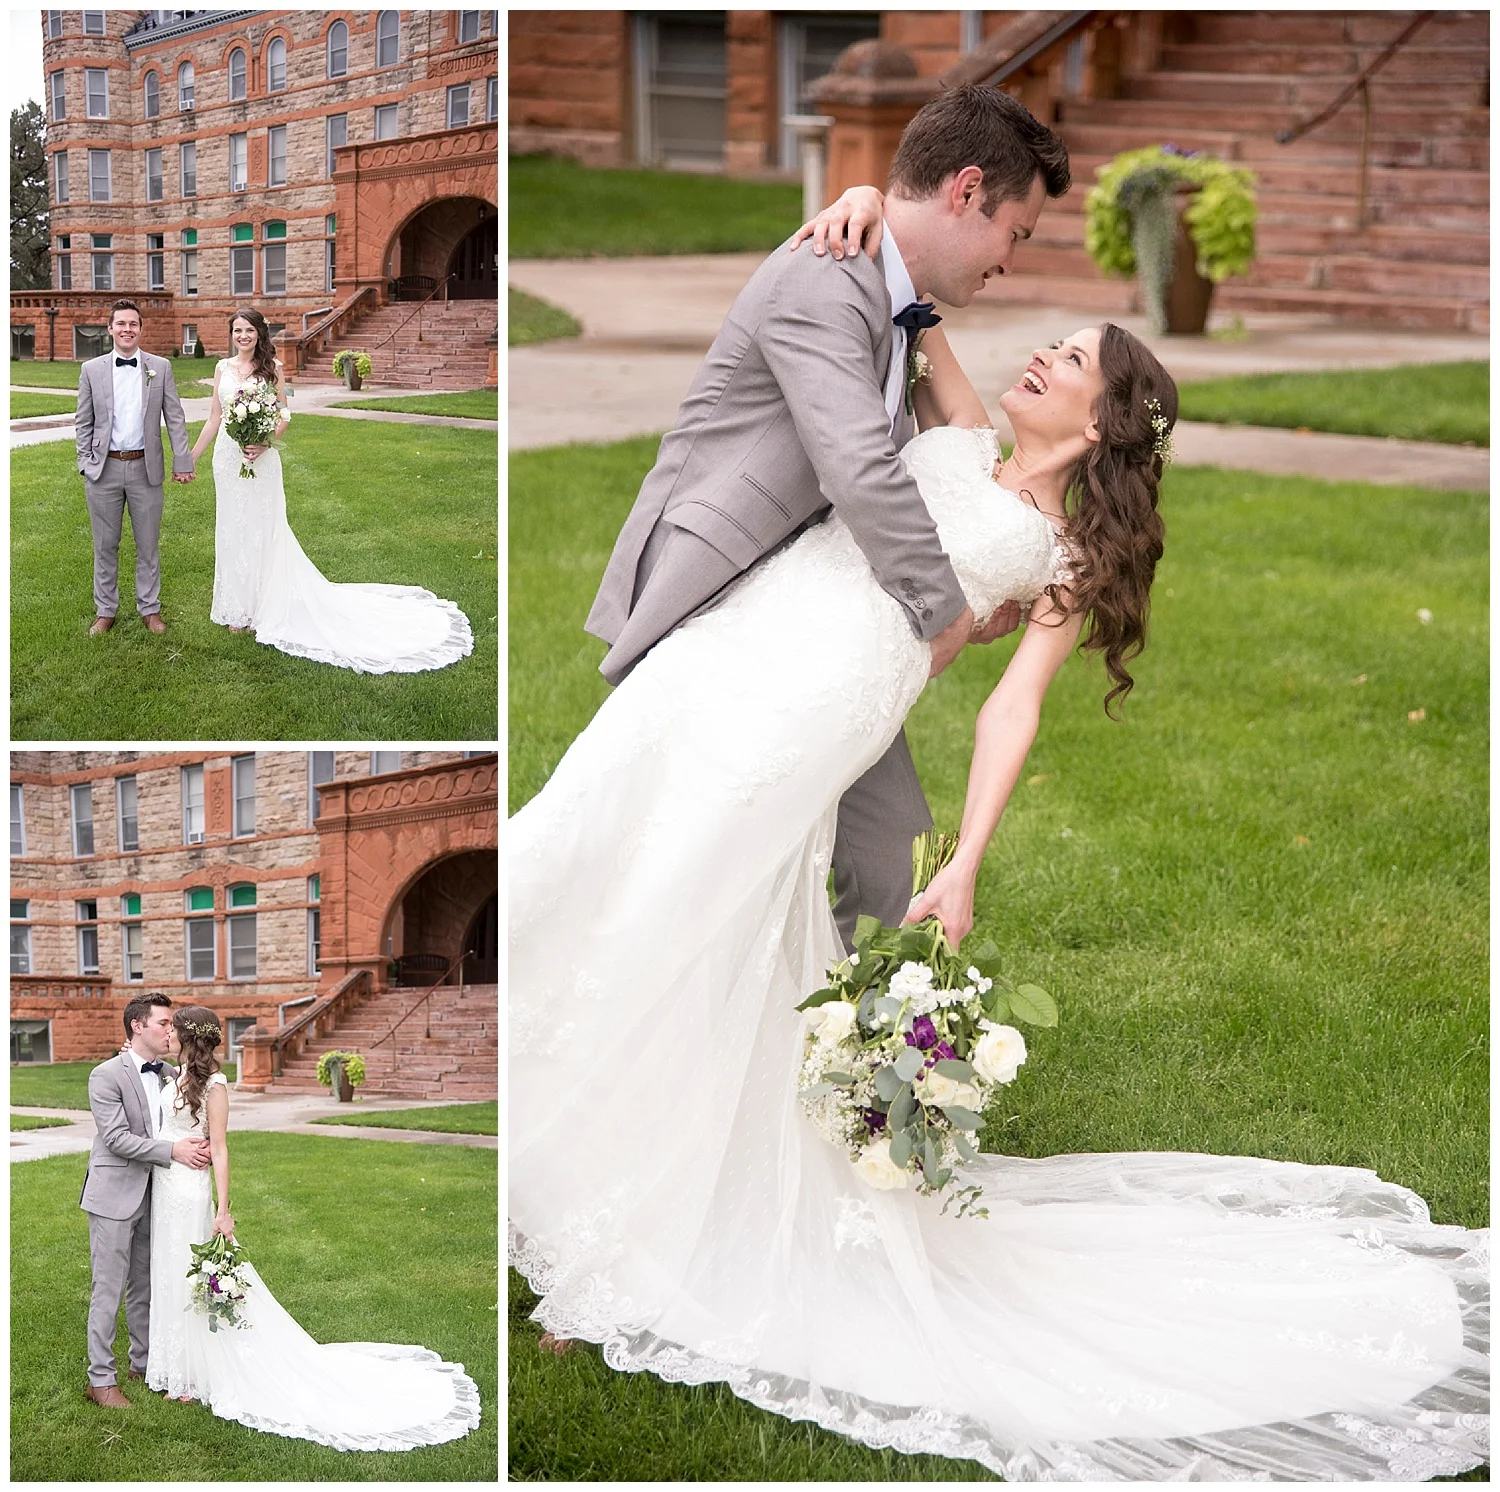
[1049,322,1177,716]
[228,307,279,388]
[172,1005,223,1125]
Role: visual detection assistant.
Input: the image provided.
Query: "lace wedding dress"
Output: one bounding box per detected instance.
[509,425,1488,1481]
[209,360,474,673]
[146,1071,480,1450]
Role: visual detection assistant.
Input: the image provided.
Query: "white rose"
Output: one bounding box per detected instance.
[915,1070,982,1110]
[852,1136,908,1191]
[811,1000,857,1046]
[973,1024,1027,1085]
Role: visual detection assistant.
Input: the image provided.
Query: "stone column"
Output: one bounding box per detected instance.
[237,1023,272,1092]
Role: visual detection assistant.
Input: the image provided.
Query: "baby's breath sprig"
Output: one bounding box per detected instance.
[1145,397,1174,466]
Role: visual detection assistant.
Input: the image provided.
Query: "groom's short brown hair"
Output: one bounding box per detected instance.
[889,83,1070,213]
[109,299,142,325]
[123,992,171,1039]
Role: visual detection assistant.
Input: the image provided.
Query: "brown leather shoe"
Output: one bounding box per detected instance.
[85,1384,131,1408]
[89,616,115,636]
[127,1369,146,1381]
[143,614,167,635]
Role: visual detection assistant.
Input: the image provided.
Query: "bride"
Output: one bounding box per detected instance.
[509,211,1488,1474]
[145,1006,480,1450]
[188,308,474,673]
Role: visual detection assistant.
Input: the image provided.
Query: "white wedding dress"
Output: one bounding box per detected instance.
[509,426,1488,1481]
[209,360,474,673]
[146,1071,480,1450]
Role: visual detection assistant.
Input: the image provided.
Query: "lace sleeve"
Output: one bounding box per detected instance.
[969,425,1000,478]
[1049,532,1081,593]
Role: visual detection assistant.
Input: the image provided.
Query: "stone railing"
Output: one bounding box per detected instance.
[287,285,378,375]
[238,968,372,1091]
[11,975,115,1000]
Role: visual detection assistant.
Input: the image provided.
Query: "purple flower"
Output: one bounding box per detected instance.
[934,1041,956,1061]
[862,1107,887,1133]
[1162,142,1181,155]
[907,1016,938,1050]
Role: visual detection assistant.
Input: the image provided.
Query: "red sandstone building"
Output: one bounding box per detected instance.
[11,750,497,1100]
[510,10,1488,331]
[15,9,501,388]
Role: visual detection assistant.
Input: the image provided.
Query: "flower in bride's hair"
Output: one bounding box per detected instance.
[973,1023,1027,1085]
[853,1136,908,1190]
[810,1000,857,1046]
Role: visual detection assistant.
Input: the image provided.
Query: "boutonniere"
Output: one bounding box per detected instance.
[146,366,158,382]
[904,333,932,417]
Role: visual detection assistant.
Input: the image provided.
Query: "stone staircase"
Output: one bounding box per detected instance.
[301,299,499,390]
[268,981,497,1101]
[1006,10,1489,331]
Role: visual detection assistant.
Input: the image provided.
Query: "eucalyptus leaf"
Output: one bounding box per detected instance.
[1010,983,1059,1028]
[872,995,905,1027]
[824,1070,856,1086]
[890,1129,913,1168]
[801,1082,836,1100]
[932,1058,975,1082]
[888,1086,915,1132]
[942,1105,983,1130]
[893,1046,925,1082]
[794,988,842,1012]
[922,1137,939,1186]
[873,1065,904,1102]
[935,1167,952,1189]
[954,1132,980,1163]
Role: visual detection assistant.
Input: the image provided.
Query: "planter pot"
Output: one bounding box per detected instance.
[1164,207,1214,335]
[344,368,363,391]
[327,1059,354,1102]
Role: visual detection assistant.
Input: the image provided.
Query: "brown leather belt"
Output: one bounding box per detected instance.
[108,450,146,461]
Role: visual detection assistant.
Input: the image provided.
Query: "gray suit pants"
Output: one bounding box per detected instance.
[611,523,932,953]
[86,1187,152,1386]
[83,458,163,618]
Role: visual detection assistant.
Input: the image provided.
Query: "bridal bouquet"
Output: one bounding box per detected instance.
[796,833,1057,1217]
[222,378,282,478]
[186,1232,253,1332]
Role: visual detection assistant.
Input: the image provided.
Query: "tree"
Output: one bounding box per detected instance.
[11,102,51,292]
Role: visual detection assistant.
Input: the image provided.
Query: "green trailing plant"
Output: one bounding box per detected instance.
[1085,145,1257,335]
[316,1050,366,1087]
[332,349,373,381]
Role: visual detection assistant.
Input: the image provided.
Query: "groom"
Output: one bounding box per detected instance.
[75,299,196,638]
[80,993,210,1407]
[587,85,1070,946]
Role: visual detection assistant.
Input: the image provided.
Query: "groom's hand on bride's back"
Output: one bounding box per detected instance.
[928,605,975,678]
[172,1137,212,1169]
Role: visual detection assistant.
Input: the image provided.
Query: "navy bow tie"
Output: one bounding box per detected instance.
[116,356,138,367]
[892,301,942,333]
[141,1060,164,1074]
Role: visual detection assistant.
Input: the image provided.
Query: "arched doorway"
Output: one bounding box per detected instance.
[462,891,498,982]
[385,196,496,301]
[383,849,498,986]
[448,218,497,299]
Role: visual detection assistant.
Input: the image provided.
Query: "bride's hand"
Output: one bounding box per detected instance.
[242,444,265,460]
[212,1209,234,1239]
[789,185,886,261]
[904,859,977,947]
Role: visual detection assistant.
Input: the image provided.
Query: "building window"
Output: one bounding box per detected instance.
[182,764,204,843]
[327,20,348,78]
[182,322,197,353]
[144,70,160,119]
[47,11,62,40]
[88,149,110,203]
[267,124,286,186]
[85,68,108,119]
[145,147,163,202]
[92,249,113,292]
[70,783,94,856]
[74,325,109,360]
[181,251,198,297]
[226,1016,255,1065]
[309,751,336,822]
[82,10,105,35]
[487,75,498,122]
[308,874,321,974]
[231,245,254,297]
[123,917,144,982]
[229,132,247,192]
[117,775,139,850]
[459,11,482,43]
[263,244,287,296]
[180,139,196,197]
[58,253,72,291]
[11,901,32,975]
[268,37,287,92]
[146,235,165,291]
[326,113,347,178]
[374,104,398,140]
[228,47,247,101]
[228,885,256,978]
[232,755,255,836]
[178,61,194,111]
[53,151,68,205]
[10,785,25,858]
[77,899,100,976]
[377,11,400,66]
[446,84,470,129]
[185,890,215,981]
[49,71,65,123]
[325,238,335,293]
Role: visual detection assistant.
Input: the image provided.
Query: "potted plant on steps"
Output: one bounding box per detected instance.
[1085,145,1258,336]
[331,349,373,391]
[317,1050,367,1103]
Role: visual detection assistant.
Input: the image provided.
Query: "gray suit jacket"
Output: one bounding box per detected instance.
[586,239,966,678]
[76,351,193,486]
[79,1053,177,1219]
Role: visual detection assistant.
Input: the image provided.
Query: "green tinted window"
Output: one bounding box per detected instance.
[188,887,213,911]
[229,884,257,908]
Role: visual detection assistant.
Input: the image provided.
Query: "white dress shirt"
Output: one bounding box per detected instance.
[879,227,919,432]
[109,347,146,452]
[128,1045,166,1135]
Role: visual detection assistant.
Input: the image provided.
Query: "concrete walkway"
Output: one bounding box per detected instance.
[12,1092,496,1161]
[509,254,1488,491]
[10,382,497,446]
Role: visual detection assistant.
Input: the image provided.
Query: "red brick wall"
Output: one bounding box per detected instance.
[509,11,628,165]
[882,11,964,77]
[726,11,775,173]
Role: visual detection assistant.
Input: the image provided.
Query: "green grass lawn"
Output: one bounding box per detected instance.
[1178,361,1489,446]
[508,437,1487,1481]
[12,415,497,740]
[329,390,498,420]
[11,1060,240,1110]
[510,154,803,259]
[311,1101,497,1136]
[11,359,214,399]
[12,1133,497,1480]
[11,392,77,419]
[11,1114,75,1131]
[508,287,581,348]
